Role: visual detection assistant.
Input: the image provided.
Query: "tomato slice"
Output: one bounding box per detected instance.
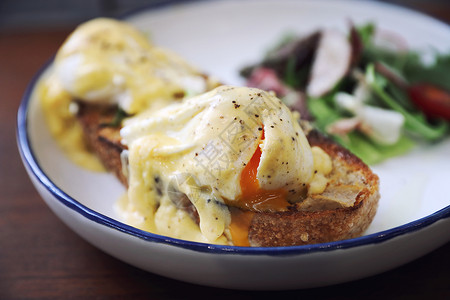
[408,83,450,121]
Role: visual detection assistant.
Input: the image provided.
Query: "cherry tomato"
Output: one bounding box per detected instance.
[408,83,450,121]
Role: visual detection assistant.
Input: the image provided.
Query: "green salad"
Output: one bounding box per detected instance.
[240,23,450,165]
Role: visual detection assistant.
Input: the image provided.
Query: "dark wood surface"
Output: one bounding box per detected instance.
[1,2,449,299]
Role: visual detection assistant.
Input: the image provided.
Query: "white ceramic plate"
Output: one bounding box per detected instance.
[18,0,450,290]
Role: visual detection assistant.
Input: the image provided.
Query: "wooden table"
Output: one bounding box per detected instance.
[1,2,449,299]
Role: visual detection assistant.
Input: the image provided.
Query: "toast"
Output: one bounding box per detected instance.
[76,102,380,247]
[76,102,128,186]
[249,129,379,246]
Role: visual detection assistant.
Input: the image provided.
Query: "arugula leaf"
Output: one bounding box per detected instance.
[356,23,375,46]
[360,33,450,90]
[404,54,450,90]
[307,96,340,131]
[335,132,415,165]
[366,64,448,141]
[101,108,129,128]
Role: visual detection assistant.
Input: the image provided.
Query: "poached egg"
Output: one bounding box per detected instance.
[54,18,213,114]
[119,86,332,245]
[39,18,217,170]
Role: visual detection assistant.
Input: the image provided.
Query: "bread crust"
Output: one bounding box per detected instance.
[76,102,128,186]
[76,104,379,247]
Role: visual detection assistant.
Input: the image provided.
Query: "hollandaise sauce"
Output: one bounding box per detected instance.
[120,86,333,246]
[38,74,105,171]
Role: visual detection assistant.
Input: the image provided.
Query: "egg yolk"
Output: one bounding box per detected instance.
[228,127,290,246]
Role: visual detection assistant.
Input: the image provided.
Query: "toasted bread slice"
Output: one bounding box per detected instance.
[248,129,379,246]
[76,102,128,186]
[76,103,379,247]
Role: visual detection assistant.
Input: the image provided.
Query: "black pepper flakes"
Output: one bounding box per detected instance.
[173,91,185,99]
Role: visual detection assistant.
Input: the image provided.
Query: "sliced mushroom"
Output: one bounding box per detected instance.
[307,30,352,98]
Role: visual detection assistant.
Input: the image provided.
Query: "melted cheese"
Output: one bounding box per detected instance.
[119,86,331,244]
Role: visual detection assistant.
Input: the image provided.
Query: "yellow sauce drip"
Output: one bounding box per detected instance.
[38,75,105,171]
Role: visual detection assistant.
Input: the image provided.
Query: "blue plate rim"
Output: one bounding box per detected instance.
[16,0,450,256]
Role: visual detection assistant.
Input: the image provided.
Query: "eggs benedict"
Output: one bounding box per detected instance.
[117,86,342,245]
[38,18,379,247]
[38,18,217,169]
